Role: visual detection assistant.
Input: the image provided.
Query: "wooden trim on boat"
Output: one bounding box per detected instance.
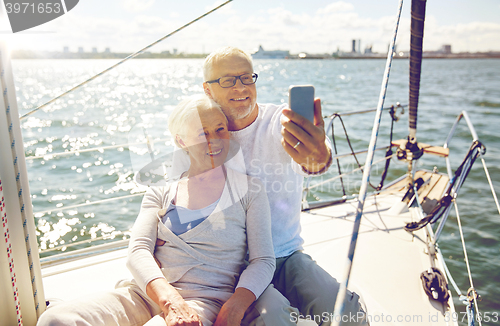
[392,138,449,157]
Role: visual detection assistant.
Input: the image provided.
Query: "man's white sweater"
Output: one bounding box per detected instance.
[228,103,310,258]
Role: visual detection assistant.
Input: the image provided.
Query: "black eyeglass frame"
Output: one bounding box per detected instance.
[206,73,258,88]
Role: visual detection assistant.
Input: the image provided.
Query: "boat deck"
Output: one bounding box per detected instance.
[42,240,131,299]
[301,192,453,325]
[41,171,455,325]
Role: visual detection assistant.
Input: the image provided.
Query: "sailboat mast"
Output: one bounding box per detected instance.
[402,0,427,192]
[409,0,427,144]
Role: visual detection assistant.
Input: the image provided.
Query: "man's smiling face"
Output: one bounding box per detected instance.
[203,53,257,130]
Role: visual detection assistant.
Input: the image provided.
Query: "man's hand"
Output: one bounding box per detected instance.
[213,288,256,326]
[281,98,331,173]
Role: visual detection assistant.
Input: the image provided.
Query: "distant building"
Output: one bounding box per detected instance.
[78,47,84,53]
[63,46,69,53]
[440,45,452,54]
[252,45,289,59]
[350,40,362,53]
[92,47,98,53]
[104,48,111,53]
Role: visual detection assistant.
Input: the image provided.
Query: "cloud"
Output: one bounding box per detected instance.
[267,8,310,26]
[6,10,182,53]
[219,4,407,54]
[205,0,236,15]
[424,19,500,52]
[122,0,155,13]
[316,2,355,14]
[7,0,500,54]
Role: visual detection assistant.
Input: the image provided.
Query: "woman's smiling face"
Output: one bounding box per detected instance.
[178,107,230,173]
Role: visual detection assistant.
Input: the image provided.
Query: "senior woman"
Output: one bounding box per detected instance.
[37,95,293,326]
[129,94,278,326]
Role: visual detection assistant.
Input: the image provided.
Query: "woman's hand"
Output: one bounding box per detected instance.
[213,288,256,326]
[163,296,202,326]
[146,278,202,326]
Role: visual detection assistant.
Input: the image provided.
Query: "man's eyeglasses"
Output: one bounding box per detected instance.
[206,73,258,88]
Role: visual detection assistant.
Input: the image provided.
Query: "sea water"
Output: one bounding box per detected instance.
[12,58,500,318]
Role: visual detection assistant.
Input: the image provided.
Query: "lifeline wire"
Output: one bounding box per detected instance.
[307,154,394,191]
[19,0,234,121]
[34,192,145,215]
[331,0,404,323]
[1,49,43,318]
[24,138,170,160]
[1,180,23,326]
[480,157,500,216]
[454,202,482,326]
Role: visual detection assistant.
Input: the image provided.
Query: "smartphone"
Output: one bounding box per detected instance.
[288,85,315,123]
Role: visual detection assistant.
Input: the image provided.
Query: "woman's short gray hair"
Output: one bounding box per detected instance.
[203,46,253,81]
[168,94,226,147]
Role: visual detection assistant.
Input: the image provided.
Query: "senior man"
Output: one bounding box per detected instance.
[201,47,367,326]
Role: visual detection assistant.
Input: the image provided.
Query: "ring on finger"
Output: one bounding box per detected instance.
[293,141,300,149]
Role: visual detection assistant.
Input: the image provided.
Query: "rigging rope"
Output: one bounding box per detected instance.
[436,247,464,297]
[331,0,404,323]
[19,0,234,121]
[1,180,23,326]
[328,105,399,195]
[303,104,405,200]
[480,157,500,216]
[404,138,486,326]
[1,49,43,318]
[330,116,347,197]
[454,201,482,326]
[404,140,485,231]
[376,105,398,190]
[307,153,394,191]
[330,113,378,195]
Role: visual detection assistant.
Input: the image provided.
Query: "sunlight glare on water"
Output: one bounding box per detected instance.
[12,58,500,316]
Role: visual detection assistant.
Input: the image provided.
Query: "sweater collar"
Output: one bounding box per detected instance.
[230,104,262,137]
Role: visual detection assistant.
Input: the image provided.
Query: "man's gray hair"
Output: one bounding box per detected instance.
[203,46,253,81]
[168,94,226,148]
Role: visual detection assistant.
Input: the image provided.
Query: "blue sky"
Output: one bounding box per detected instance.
[1,0,500,54]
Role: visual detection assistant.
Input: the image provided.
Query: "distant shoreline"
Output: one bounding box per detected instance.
[11,50,207,59]
[11,50,500,60]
